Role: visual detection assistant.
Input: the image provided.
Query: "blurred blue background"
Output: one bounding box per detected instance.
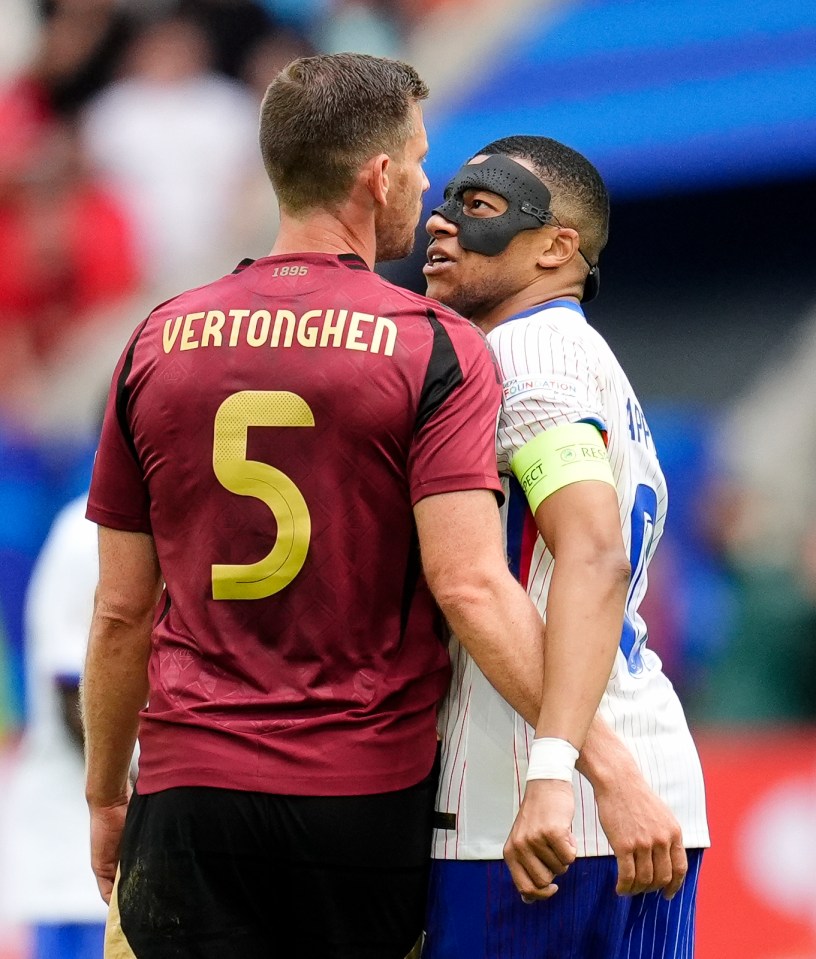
[424,0,816,195]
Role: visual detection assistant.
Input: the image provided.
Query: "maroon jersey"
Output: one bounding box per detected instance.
[88,253,502,796]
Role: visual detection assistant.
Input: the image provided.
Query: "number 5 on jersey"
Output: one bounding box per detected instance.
[212,390,313,600]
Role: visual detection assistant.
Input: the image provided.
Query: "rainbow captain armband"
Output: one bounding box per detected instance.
[510,422,615,515]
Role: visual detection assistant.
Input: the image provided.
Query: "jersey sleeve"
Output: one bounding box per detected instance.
[86,323,152,533]
[408,311,502,504]
[489,320,606,472]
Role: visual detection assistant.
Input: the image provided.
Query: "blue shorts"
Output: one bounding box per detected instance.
[33,923,106,959]
[424,850,703,959]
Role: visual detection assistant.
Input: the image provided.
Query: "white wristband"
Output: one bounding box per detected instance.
[525,737,579,783]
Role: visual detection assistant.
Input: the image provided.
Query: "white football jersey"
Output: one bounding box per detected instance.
[434,300,710,859]
[0,496,108,922]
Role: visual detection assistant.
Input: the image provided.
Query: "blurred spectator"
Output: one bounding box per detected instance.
[0,493,107,959]
[81,14,264,295]
[257,0,329,34]
[240,27,317,95]
[313,0,405,58]
[30,0,138,119]
[177,0,284,79]
[0,114,140,425]
[0,0,39,84]
[698,304,816,723]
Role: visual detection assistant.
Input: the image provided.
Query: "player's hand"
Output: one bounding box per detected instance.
[89,796,130,904]
[593,771,687,899]
[503,778,577,901]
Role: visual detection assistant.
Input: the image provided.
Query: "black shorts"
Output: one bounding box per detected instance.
[112,754,439,959]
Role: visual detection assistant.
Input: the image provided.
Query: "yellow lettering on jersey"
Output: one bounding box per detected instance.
[247,310,271,347]
[371,315,397,357]
[319,309,346,347]
[212,390,313,600]
[201,310,225,347]
[271,309,295,347]
[346,311,374,351]
[164,307,400,355]
[228,309,250,347]
[296,310,322,347]
[163,316,183,353]
[179,312,204,351]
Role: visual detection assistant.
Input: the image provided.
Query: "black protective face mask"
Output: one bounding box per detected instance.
[431,154,556,257]
[431,154,600,302]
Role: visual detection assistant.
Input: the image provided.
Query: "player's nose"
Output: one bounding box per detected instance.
[425,209,458,239]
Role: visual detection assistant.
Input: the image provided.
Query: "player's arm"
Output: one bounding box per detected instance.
[415,488,564,901]
[577,721,687,899]
[497,691,688,900]
[501,423,630,897]
[82,525,163,903]
[530,475,629,745]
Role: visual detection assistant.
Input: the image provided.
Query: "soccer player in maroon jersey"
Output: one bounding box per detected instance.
[81,54,553,959]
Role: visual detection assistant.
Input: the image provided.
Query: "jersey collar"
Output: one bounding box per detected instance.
[232,252,371,274]
[502,298,585,325]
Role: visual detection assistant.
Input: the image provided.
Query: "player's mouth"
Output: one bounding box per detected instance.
[423,245,457,277]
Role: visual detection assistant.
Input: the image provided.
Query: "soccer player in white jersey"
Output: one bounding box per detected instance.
[422,136,710,958]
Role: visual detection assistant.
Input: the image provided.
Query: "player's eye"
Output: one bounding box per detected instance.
[463,193,502,217]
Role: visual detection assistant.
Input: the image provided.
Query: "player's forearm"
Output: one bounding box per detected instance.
[82,599,152,808]
[535,551,629,750]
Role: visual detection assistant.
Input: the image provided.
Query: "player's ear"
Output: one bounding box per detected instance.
[366,153,390,206]
[535,226,579,271]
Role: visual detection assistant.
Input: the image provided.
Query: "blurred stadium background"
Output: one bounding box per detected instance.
[1,0,815,956]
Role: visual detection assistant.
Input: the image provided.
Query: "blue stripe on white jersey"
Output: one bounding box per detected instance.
[505,475,528,583]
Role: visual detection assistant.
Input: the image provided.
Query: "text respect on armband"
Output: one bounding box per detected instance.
[162,307,398,357]
[510,422,616,516]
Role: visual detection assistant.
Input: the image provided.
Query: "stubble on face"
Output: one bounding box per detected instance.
[375,164,422,262]
[374,104,427,263]
[426,253,520,321]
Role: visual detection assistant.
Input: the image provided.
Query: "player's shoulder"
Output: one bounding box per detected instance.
[122,268,248,351]
[368,274,489,354]
[489,305,597,364]
[147,267,244,321]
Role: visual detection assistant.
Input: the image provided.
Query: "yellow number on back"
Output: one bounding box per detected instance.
[212,390,313,600]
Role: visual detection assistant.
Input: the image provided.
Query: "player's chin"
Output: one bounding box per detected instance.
[423,272,453,306]
[376,231,415,263]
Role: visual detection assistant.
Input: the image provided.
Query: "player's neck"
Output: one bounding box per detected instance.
[472,287,582,334]
[270,211,376,270]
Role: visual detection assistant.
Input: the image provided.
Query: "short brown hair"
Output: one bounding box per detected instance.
[260,53,429,214]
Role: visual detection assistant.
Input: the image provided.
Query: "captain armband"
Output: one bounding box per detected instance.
[509,422,615,516]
